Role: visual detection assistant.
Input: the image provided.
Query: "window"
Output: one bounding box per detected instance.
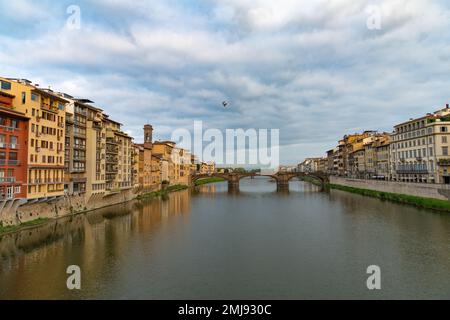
[9,152,17,165]
[21,92,26,104]
[443,147,448,156]
[10,136,17,148]
[441,127,448,133]
[31,93,39,102]
[15,186,21,194]
[0,80,11,90]
[429,147,433,156]
[443,136,448,143]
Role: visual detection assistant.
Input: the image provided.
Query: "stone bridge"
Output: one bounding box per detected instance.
[191,172,329,191]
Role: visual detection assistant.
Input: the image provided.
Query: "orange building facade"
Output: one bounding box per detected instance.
[0,90,29,200]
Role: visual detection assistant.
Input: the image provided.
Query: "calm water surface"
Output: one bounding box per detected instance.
[1,178,450,299]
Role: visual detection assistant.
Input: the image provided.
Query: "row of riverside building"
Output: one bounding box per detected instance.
[0,76,215,210]
[298,103,450,184]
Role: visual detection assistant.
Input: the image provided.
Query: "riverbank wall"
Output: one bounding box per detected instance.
[0,188,138,228]
[329,176,450,201]
[0,181,196,232]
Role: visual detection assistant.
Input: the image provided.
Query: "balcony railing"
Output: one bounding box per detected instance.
[73,144,86,150]
[73,131,86,138]
[0,177,16,183]
[0,142,17,149]
[106,138,119,145]
[74,109,87,116]
[396,166,428,174]
[0,160,20,166]
[41,102,58,113]
[74,120,87,128]
[0,125,19,132]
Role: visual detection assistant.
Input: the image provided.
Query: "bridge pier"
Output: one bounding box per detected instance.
[276,175,289,191]
[228,175,240,191]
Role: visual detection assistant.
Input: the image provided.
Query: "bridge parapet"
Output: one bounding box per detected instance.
[192,171,329,191]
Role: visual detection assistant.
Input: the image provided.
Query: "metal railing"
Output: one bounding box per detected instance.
[0,125,19,132]
[0,177,16,183]
[0,160,20,166]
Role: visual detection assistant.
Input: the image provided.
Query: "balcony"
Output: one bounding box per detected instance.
[0,177,16,184]
[0,160,20,166]
[438,159,450,166]
[106,147,119,155]
[73,144,86,150]
[396,165,428,174]
[106,138,119,145]
[0,124,19,132]
[74,109,87,116]
[66,116,74,124]
[73,131,86,138]
[74,120,87,128]
[73,156,86,162]
[41,102,58,113]
[0,142,20,149]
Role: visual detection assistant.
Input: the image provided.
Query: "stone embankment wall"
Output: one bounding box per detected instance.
[1,188,139,227]
[330,176,450,201]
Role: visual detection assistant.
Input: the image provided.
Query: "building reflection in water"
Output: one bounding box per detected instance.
[0,190,191,299]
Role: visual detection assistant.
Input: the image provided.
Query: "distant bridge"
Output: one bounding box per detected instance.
[191,172,329,191]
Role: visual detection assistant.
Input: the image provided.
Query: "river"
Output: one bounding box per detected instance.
[1,177,450,299]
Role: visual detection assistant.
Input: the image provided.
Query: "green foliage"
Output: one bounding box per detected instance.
[0,218,49,235]
[137,184,188,200]
[329,184,450,212]
[194,177,225,186]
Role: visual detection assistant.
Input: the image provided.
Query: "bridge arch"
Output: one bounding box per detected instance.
[285,172,328,185]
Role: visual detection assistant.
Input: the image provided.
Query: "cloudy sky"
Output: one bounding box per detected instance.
[1,0,450,165]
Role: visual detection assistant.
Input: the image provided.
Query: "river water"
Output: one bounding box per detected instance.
[1,178,450,299]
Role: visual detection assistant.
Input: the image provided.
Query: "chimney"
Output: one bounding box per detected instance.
[446,103,449,109]
[144,124,153,149]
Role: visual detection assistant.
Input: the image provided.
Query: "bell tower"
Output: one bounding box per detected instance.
[144,124,153,149]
